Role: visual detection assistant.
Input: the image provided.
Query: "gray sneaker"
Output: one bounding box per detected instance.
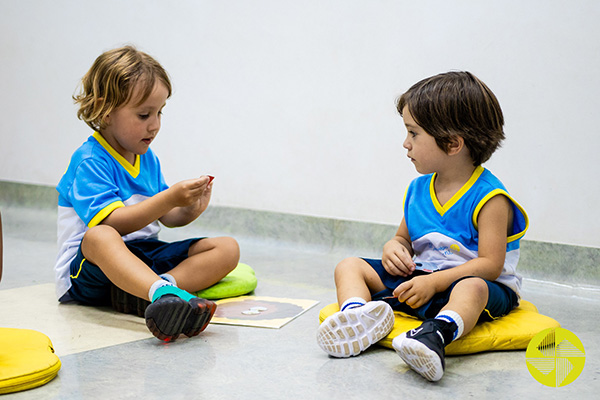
[317,301,394,357]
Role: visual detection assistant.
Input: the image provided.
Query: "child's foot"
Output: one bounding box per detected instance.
[144,287,216,342]
[392,319,446,381]
[317,301,394,358]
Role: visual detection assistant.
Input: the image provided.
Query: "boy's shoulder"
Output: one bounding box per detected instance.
[407,173,434,189]
[59,135,113,190]
[68,134,106,163]
[476,168,508,191]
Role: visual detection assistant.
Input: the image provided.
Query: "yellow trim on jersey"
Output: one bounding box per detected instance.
[93,132,140,178]
[430,166,485,216]
[472,189,529,243]
[87,201,124,228]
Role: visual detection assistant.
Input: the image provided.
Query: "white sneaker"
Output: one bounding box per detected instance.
[317,301,394,358]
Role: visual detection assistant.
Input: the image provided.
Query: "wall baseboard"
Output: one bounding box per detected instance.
[2,180,598,288]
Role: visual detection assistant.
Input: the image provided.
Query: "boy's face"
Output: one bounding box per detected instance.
[402,106,447,174]
[101,82,169,164]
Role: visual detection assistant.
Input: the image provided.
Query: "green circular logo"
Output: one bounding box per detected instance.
[526,327,585,387]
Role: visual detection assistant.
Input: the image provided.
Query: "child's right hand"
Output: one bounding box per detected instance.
[382,239,416,277]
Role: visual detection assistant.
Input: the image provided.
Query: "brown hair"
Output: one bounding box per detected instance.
[73,45,172,131]
[397,71,504,166]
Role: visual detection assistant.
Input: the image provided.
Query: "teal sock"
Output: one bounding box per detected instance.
[150,283,196,303]
[148,280,171,301]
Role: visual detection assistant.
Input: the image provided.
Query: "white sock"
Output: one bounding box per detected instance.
[159,273,177,286]
[148,279,174,302]
[435,310,465,341]
[340,297,367,312]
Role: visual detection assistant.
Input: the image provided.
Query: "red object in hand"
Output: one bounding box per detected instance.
[207,175,215,184]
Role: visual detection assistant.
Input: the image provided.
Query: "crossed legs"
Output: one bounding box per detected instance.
[81,224,240,301]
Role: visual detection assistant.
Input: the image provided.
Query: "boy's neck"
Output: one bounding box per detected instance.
[432,163,479,206]
[95,131,137,166]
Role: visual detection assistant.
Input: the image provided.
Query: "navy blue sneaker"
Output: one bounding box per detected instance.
[392,319,450,381]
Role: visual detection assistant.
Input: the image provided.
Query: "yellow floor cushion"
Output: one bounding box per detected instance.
[319,300,561,355]
[193,263,257,300]
[0,328,61,394]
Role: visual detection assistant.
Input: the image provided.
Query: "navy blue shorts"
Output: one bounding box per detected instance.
[68,237,202,306]
[363,258,518,321]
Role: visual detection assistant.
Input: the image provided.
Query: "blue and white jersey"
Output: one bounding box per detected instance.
[54,132,169,300]
[404,166,528,296]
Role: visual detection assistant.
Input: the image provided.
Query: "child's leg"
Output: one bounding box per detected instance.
[81,225,217,341]
[167,236,240,292]
[81,225,160,300]
[439,277,489,335]
[334,257,387,306]
[317,258,395,358]
[393,277,488,381]
[145,237,238,341]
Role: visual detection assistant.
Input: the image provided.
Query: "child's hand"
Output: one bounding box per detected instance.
[158,176,213,228]
[382,239,416,277]
[168,177,211,208]
[392,274,437,309]
[196,175,214,214]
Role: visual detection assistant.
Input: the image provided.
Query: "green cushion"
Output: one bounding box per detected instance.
[193,263,257,299]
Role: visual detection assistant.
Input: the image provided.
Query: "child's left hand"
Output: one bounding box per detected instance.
[162,175,213,226]
[392,274,438,309]
[196,175,214,214]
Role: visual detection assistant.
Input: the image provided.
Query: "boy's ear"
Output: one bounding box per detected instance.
[446,135,465,156]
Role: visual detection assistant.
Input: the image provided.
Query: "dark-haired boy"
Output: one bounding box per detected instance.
[317,71,528,382]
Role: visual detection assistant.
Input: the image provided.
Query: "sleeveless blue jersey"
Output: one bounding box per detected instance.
[404,166,528,296]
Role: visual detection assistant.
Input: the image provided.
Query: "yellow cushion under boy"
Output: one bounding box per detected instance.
[318,300,560,355]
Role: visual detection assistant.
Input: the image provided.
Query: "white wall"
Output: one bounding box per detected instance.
[1,0,599,248]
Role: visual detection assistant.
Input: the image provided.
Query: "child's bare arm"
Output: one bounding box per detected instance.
[100,176,211,235]
[393,195,511,308]
[382,218,416,277]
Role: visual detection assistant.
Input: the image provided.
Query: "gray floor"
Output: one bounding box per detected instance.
[1,206,598,399]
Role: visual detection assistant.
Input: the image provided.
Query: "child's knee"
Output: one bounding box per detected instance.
[222,236,240,263]
[80,225,122,262]
[210,236,240,268]
[82,225,120,247]
[455,277,488,300]
[334,257,365,278]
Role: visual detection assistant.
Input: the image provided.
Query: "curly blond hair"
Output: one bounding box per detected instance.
[73,45,172,131]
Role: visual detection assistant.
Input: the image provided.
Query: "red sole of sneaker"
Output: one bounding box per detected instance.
[182,298,217,337]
